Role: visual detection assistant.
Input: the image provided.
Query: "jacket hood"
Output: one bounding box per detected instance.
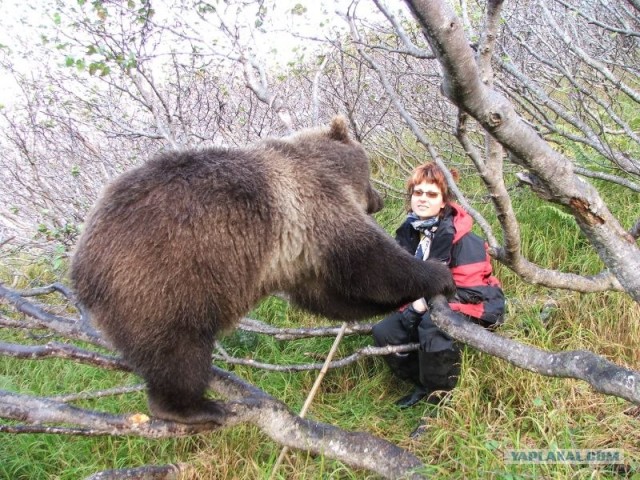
[450,202,473,243]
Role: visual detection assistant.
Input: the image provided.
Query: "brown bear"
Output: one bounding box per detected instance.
[70,117,455,424]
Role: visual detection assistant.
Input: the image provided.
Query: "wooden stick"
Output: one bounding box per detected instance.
[269,321,349,479]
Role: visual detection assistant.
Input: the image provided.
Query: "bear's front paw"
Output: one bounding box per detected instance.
[422,260,456,299]
[443,275,457,299]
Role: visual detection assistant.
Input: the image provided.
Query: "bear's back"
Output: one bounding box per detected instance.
[71,147,280,338]
[97,148,275,219]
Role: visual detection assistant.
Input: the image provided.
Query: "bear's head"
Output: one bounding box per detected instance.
[287,116,383,216]
[327,116,383,215]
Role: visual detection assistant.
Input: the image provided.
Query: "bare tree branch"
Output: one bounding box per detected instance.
[311,54,330,126]
[239,317,374,339]
[0,368,427,480]
[241,56,294,133]
[0,341,126,371]
[552,0,640,37]
[403,0,640,303]
[345,6,499,248]
[0,236,15,248]
[574,167,640,193]
[496,51,640,175]
[205,367,427,479]
[540,2,640,105]
[0,283,106,346]
[2,281,639,413]
[626,0,640,13]
[214,342,420,372]
[459,139,627,294]
[0,284,427,478]
[53,385,145,403]
[84,464,193,480]
[371,0,436,59]
[14,282,75,299]
[429,295,640,405]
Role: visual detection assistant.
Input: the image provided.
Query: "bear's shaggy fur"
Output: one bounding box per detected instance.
[71,117,454,424]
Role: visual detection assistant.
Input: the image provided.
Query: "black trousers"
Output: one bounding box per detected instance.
[372,310,463,391]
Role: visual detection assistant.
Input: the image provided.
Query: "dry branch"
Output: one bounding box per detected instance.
[0,341,125,370]
[269,322,349,479]
[1,277,639,478]
[0,368,427,480]
[84,464,192,480]
[2,283,640,408]
[53,385,145,403]
[214,342,419,372]
[403,0,640,302]
[0,283,106,347]
[239,317,374,339]
[429,295,640,405]
[0,283,428,479]
[205,366,426,480]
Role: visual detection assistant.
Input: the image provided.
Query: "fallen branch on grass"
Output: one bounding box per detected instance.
[0,366,426,480]
[2,283,640,480]
[0,282,428,480]
[84,464,193,480]
[429,295,640,405]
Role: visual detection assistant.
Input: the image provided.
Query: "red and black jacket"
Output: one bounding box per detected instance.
[395,203,505,324]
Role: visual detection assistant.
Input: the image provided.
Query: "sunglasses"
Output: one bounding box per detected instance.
[412,189,441,199]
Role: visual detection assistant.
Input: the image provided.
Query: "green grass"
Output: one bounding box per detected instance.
[0,164,639,479]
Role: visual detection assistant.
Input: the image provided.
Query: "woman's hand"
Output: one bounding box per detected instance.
[411,297,428,313]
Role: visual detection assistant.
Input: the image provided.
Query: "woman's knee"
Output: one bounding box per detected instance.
[373,310,407,345]
[371,322,388,346]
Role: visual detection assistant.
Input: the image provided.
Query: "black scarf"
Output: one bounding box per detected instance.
[409,213,440,260]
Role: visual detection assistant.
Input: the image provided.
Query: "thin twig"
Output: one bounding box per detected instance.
[269,322,349,479]
[53,385,145,403]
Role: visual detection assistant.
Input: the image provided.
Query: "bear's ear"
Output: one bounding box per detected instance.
[328,116,351,144]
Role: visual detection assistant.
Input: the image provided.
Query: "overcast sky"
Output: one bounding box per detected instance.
[0,0,387,108]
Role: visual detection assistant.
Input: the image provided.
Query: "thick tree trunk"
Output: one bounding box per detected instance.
[403,0,640,303]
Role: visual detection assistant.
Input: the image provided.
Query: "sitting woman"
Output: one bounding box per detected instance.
[372,162,505,410]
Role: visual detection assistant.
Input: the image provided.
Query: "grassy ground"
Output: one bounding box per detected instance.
[0,171,639,479]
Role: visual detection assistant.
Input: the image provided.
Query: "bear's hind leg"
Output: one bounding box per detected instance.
[141,339,228,425]
[147,388,228,425]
